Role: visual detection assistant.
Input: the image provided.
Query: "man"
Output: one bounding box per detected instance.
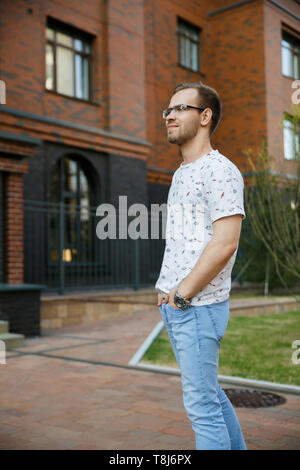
[155,81,247,450]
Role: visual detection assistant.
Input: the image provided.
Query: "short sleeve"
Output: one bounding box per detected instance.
[205,163,246,223]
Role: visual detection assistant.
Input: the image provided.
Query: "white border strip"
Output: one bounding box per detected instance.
[129,321,300,396]
[217,375,300,394]
[128,321,165,366]
[133,363,181,374]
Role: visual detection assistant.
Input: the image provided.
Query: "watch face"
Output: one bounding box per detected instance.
[174,296,186,308]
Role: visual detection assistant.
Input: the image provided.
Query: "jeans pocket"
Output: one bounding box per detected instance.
[166,302,191,314]
[206,300,230,342]
[166,303,194,324]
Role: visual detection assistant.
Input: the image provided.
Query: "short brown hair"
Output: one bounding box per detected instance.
[173,81,222,136]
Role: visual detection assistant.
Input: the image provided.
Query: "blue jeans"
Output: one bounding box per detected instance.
[158,298,247,450]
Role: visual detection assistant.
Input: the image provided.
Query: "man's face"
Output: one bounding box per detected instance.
[165,88,203,145]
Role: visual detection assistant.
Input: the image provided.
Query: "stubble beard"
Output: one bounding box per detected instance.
[167,120,198,145]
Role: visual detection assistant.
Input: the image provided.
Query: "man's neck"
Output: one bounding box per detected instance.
[179,141,213,166]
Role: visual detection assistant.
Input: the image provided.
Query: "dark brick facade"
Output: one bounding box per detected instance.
[22,141,148,209]
[0,172,4,283]
[0,286,44,337]
[147,181,170,208]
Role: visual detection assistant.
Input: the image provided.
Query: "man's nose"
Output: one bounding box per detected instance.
[166,111,177,122]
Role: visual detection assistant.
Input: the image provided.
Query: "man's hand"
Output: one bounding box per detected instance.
[167,288,182,309]
[157,289,181,309]
[157,292,169,306]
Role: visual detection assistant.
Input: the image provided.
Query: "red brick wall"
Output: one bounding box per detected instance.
[1,0,299,180]
[207,0,266,174]
[145,0,268,178]
[145,0,299,182]
[264,0,300,175]
[0,138,31,284]
[0,0,149,160]
[5,172,24,284]
[144,0,209,176]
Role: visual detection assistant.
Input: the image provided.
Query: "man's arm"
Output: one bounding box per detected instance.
[170,214,243,303]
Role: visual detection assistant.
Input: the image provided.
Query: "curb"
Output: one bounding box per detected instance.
[128,321,165,366]
[129,321,300,397]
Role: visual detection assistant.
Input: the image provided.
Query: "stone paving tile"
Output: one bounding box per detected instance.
[276,436,300,450]
[10,336,99,353]
[0,307,299,450]
[158,424,193,438]
[39,308,162,365]
[129,401,186,422]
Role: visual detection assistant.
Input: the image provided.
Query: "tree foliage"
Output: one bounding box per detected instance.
[244,105,300,304]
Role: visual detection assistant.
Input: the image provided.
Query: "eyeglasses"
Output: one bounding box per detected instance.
[162,104,206,119]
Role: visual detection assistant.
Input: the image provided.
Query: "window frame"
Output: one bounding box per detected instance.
[177,17,201,73]
[283,112,300,161]
[45,19,94,103]
[281,29,300,80]
[49,155,95,264]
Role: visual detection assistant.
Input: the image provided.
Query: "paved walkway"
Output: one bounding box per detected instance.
[0,307,299,450]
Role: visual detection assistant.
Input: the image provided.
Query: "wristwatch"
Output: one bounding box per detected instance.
[174,290,192,309]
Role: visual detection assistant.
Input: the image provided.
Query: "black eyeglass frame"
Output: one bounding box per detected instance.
[162,104,206,119]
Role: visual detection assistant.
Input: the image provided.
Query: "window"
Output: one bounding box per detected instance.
[281,30,300,80]
[49,156,94,262]
[0,173,5,283]
[283,113,300,160]
[177,18,200,72]
[45,20,93,100]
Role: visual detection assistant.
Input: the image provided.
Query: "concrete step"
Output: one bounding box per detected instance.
[0,320,9,334]
[0,332,25,350]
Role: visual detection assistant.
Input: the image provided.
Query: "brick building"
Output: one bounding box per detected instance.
[0,0,299,314]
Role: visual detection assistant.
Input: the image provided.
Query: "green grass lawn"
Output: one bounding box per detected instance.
[141,310,300,386]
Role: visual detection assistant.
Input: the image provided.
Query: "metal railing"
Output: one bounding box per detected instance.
[23,199,255,295]
[24,200,166,294]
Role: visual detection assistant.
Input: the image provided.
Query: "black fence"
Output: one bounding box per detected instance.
[23,199,254,295]
[23,200,166,294]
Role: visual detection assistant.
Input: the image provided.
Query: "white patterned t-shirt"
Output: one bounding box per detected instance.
[155,148,246,306]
